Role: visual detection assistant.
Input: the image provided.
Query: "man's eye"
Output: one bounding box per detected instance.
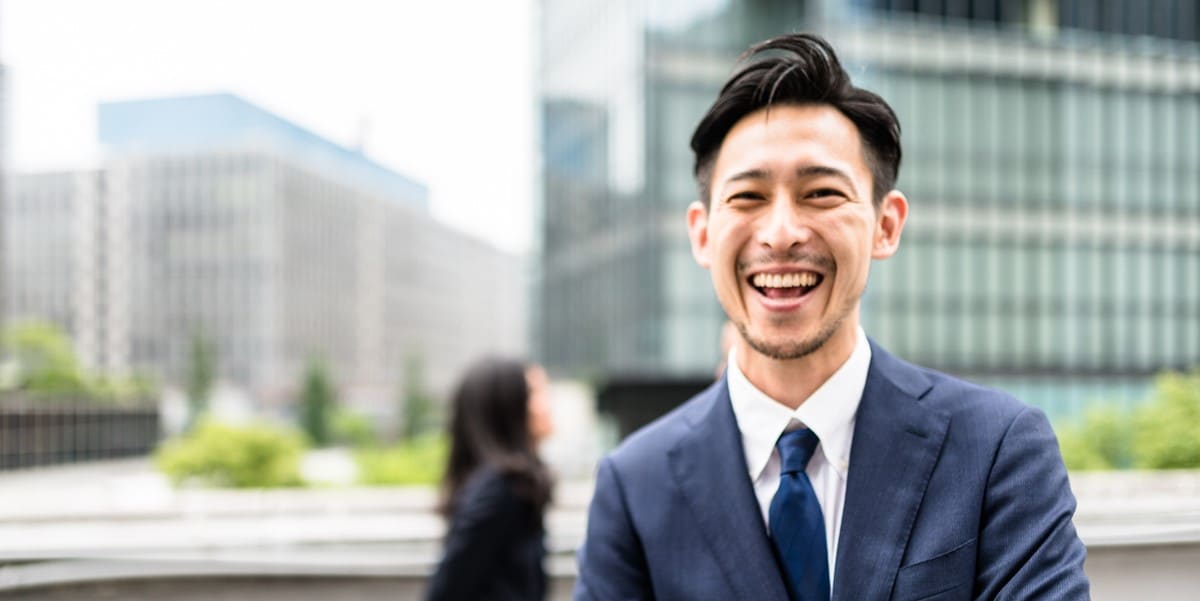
[728,191,765,202]
[808,188,844,199]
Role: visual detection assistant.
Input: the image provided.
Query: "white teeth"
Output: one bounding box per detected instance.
[752,272,820,288]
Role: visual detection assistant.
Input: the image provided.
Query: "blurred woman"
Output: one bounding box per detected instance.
[425,358,555,601]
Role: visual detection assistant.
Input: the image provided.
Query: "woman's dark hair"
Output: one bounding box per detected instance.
[438,357,554,518]
[690,33,902,208]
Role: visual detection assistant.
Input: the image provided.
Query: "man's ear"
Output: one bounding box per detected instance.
[872,190,908,260]
[687,201,712,268]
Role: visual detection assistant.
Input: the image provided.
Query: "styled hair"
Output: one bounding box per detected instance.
[690,33,902,207]
[438,357,554,518]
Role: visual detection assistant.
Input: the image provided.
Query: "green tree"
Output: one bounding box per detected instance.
[332,407,378,447]
[1,320,157,404]
[399,351,438,441]
[185,334,215,430]
[300,357,337,447]
[1,320,89,394]
[1132,370,1200,469]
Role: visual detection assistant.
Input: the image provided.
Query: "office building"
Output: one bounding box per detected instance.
[4,94,526,418]
[537,0,1200,422]
[0,63,8,337]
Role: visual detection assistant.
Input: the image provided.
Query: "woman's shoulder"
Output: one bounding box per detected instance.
[456,466,520,513]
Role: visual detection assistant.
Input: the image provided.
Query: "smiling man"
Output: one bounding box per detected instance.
[574,34,1089,601]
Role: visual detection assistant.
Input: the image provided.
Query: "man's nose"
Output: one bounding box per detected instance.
[757,197,811,250]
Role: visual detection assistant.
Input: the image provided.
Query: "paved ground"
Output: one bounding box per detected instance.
[1,456,1199,599]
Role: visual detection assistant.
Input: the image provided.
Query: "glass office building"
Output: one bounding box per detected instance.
[537,0,1200,421]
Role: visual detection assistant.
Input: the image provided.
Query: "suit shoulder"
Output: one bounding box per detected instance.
[914,364,1043,430]
[871,342,1030,422]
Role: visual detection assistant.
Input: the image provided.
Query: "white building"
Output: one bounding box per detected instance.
[0,62,8,336]
[4,94,526,424]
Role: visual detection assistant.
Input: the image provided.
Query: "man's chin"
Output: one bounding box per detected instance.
[737,314,847,361]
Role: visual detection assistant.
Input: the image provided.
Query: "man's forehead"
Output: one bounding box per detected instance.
[710,105,870,185]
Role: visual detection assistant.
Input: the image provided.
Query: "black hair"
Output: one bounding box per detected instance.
[438,357,553,518]
[690,33,902,207]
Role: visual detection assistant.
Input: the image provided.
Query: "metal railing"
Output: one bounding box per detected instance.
[0,396,160,470]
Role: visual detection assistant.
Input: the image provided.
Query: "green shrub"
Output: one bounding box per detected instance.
[356,434,447,486]
[1132,370,1200,469]
[1057,405,1133,471]
[1057,423,1114,471]
[332,408,379,448]
[156,420,307,488]
[1057,369,1200,471]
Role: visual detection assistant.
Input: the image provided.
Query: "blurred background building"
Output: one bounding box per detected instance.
[3,93,526,423]
[537,0,1200,430]
[1,58,8,339]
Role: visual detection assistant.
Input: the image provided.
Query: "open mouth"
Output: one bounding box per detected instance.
[749,271,824,300]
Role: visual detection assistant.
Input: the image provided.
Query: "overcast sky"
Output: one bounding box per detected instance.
[1,0,536,253]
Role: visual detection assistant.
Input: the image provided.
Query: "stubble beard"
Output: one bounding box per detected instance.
[735,314,843,361]
[733,291,858,361]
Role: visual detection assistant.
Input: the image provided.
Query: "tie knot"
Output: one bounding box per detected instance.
[777,428,820,475]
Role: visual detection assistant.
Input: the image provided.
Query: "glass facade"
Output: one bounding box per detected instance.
[537,0,1200,420]
[850,0,1200,43]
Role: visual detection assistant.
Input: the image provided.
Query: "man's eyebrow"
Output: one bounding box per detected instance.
[723,165,855,188]
[723,168,771,184]
[796,165,855,187]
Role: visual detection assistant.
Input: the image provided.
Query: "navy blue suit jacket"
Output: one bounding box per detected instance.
[574,341,1089,600]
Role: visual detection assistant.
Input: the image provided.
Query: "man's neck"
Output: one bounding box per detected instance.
[735,321,861,410]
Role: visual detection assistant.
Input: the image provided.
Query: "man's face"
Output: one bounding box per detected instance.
[687,104,906,362]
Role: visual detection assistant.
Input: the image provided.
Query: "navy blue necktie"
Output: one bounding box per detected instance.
[769,428,831,601]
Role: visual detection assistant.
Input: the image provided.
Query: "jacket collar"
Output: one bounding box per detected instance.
[668,377,791,601]
[832,340,949,601]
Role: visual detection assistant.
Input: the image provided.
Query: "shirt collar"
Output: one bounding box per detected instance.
[727,326,872,481]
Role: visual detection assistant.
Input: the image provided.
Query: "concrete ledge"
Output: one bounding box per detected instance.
[1085,540,1200,600]
[1071,469,1200,548]
[0,556,580,600]
[0,565,577,601]
[3,461,1200,600]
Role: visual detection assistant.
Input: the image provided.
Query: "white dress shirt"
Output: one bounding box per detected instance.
[726,326,872,585]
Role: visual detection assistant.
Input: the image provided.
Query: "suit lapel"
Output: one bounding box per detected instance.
[668,379,791,601]
[833,342,950,601]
